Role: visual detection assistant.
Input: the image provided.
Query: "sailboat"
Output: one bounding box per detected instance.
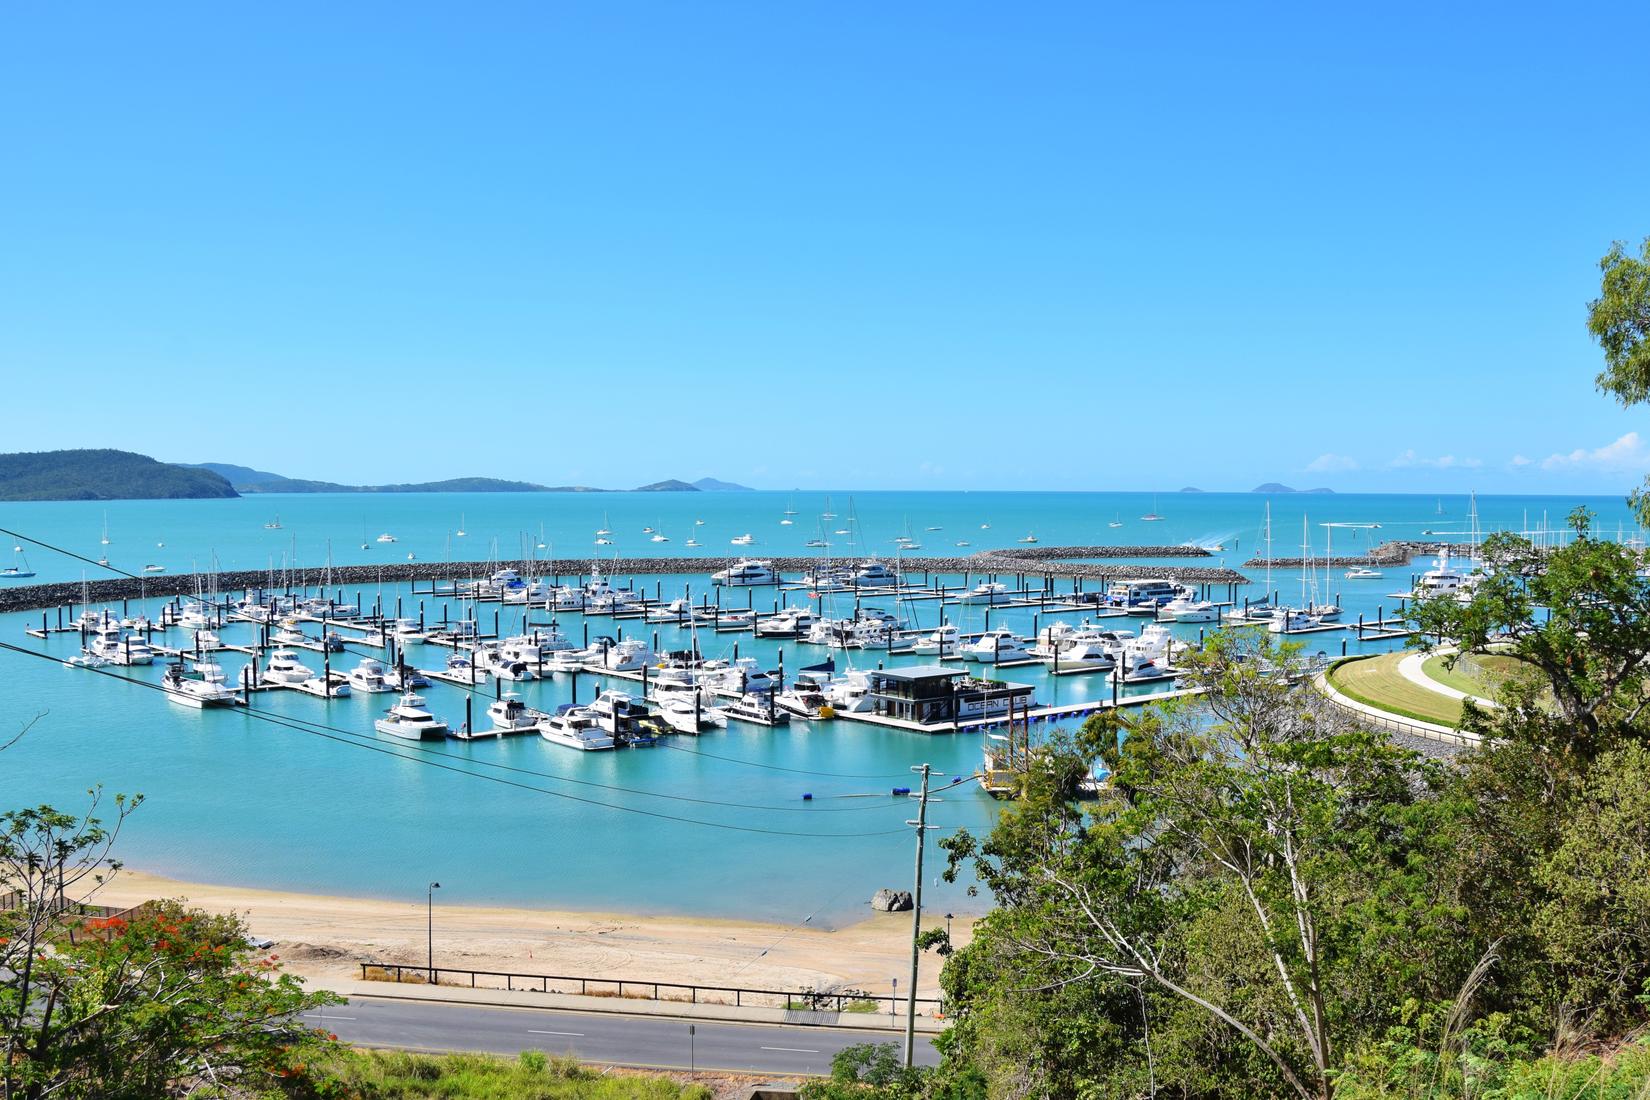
[781,495,796,524]
[1,546,36,579]
[1228,503,1277,622]
[1268,515,1326,634]
[263,515,282,530]
[596,513,612,536]
[1108,513,1124,528]
[100,513,111,546]
[456,513,467,537]
[537,523,547,550]
[1140,496,1165,522]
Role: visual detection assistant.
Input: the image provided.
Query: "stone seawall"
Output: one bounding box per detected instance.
[0,548,1251,615]
[1246,540,1473,569]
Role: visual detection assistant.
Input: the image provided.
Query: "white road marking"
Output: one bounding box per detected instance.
[761,1045,821,1053]
[528,1029,585,1036]
[302,1014,357,1021]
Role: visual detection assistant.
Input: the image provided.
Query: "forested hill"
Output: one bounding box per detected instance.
[0,450,238,501]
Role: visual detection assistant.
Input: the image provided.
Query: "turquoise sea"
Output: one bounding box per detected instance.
[0,490,1635,925]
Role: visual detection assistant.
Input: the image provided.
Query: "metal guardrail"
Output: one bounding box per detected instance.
[359,961,941,1016]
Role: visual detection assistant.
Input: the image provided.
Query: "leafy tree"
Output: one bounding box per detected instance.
[1,798,340,1099]
[1533,742,1650,1027]
[937,633,1476,1100]
[1406,510,1650,759]
[1587,236,1650,521]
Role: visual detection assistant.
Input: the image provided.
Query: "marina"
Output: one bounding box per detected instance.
[0,489,1637,922]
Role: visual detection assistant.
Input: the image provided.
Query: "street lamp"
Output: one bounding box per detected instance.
[427,881,441,982]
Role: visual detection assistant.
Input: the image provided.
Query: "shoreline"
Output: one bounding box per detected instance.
[88,869,973,999]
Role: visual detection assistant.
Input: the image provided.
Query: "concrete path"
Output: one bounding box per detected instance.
[1396,651,1499,708]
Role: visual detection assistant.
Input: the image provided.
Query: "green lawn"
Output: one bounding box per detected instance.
[1420,653,1522,699]
[309,1050,713,1099]
[1329,653,1465,726]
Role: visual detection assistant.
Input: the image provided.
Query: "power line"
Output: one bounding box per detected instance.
[2,520,956,787]
[660,738,918,780]
[0,640,915,839]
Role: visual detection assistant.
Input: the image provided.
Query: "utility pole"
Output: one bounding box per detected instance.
[905,762,940,1069]
[427,881,441,982]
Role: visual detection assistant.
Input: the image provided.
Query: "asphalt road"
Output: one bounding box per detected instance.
[303,996,942,1076]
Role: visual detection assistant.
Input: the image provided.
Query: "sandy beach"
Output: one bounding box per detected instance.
[90,870,972,1000]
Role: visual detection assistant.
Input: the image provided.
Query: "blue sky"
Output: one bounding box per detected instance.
[2,2,1647,493]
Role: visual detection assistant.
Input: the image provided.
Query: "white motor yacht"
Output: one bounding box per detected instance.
[1161,596,1218,623]
[653,692,727,734]
[1268,608,1322,634]
[538,706,617,751]
[912,624,963,656]
[262,648,315,685]
[723,692,790,725]
[162,661,239,708]
[646,598,712,625]
[1041,632,1117,669]
[961,628,1031,663]
[1112,651,1167,682]
[63,648,111,670]
[1414,549,1468,596]
[823,669,878,712]
[956,581,1012,606]
[853,560,900,587]
[1344,566,1384,580]
[800,565,853,589]
[774,685,831,720]
[375,693,450,740]
[347,657,392,693]
[487,693,540,732]
[476,644,535,681]
[756,608,817,638]
[91,625,154,665]
[584,638,655,672]
[701,658,775,696]
[376,533,398,543]
[730,534,755,546]
[711,559,777,586]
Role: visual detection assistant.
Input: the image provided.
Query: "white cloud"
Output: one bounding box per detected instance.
[1540,432,1649,472]
[1306,453,1359,473]
[1389,450,1483,470]
[1509,454,1531,468]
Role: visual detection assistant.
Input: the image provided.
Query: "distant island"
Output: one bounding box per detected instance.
[0,449,237,501]
[1178,486,1205,493]
[190,463,754,495]
[1252,482,1335,494]
[689,477,753,492]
